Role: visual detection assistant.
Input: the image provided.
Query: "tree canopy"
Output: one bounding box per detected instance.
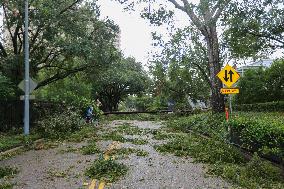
[236,60,284,104]
[224,0,284,58]
[92,57,149,112]
[0,0,119,90]
[116,0,233,112]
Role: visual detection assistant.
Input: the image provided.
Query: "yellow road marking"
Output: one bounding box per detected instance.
[89,179,96,189]
[87,141,121,189]
[104,154,110,160]
[98,182,105,189]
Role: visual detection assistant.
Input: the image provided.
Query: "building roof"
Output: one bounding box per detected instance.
[236,59,273,72]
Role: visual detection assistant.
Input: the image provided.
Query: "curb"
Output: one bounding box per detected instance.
[0,138,44,156]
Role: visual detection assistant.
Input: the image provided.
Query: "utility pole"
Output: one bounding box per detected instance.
[24,0,30,135]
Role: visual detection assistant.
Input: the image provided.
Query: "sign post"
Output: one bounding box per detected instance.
[24,0,30,135]
[217,64,240,120]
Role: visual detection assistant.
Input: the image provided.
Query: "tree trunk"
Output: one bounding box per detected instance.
[205,26,225,113]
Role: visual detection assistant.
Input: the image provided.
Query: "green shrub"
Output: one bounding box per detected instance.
[235,101,284,112]
[36,108,88,139]
[167,112,284,162]
[225,114,284,161]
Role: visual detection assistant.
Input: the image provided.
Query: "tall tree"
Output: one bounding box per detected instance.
[92,57,149,112]
[224,0,284,58]
[0,0,119,89]
[150,27,211,105]
[117,0,231,112]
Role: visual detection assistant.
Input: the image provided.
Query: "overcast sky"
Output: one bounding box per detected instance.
[1,0,282,66]
[96,0,190,66]
[97,0,158,66]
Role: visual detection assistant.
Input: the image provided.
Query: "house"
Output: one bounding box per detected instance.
[236,59,273,76]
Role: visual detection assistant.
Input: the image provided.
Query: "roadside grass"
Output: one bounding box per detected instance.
[0,133,40,152]
[85,158,128,183]
[151,130,178,140]
[166,111,284,164]
[155,133,284,189]
[0,148,26,161]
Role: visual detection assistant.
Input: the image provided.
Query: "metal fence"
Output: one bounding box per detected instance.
[0,100,63,132]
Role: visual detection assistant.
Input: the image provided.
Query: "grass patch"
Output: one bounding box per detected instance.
[0,148,26,161]
[0,133,40,152]
[85,158,128,183]
[131,138,148,145]
[151,130,177,140]
[66,126,97,142]
[0,182,13,189]
[81,141,101,155]
[99,131,128,143]
[0,166,18,179]
[166,112,284,163]
[109,148,149,158]
[136,149,149,157]
[154,132,284,188]
[116,123,150,136]
[208,155,284,189]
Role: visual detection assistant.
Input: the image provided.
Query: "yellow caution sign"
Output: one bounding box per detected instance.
[220,88,240,94]
[217,65,240,88]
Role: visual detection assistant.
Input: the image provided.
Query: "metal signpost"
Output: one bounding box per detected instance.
[217,64,240,118]
[24,0,30,135]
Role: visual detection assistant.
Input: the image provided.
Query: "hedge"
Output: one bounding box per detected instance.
[225,114,284,163]
[167,112,284,164]
[235,101,284,112]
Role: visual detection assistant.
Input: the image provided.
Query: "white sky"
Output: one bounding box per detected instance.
[97,0,157,66]
[97,0,192,66]
[1,0,282,66]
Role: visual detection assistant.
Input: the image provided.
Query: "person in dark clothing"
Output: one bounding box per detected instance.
[85,106,93,123]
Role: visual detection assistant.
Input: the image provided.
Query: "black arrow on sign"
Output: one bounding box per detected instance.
[223,70,234,82]
[223,70,229,82]
[228,70,234,82]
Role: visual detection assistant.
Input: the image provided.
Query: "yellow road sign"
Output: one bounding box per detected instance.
[220,88,240,94]
[217,65,240,88]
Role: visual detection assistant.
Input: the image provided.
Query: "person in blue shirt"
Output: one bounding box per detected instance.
[85,106,93,123]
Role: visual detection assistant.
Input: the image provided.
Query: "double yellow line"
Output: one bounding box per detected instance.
[88,141,121,189]
[88,180,105,189]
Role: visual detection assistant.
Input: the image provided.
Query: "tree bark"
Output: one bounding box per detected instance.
[204,26,224,112]
[167,0,227,112]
